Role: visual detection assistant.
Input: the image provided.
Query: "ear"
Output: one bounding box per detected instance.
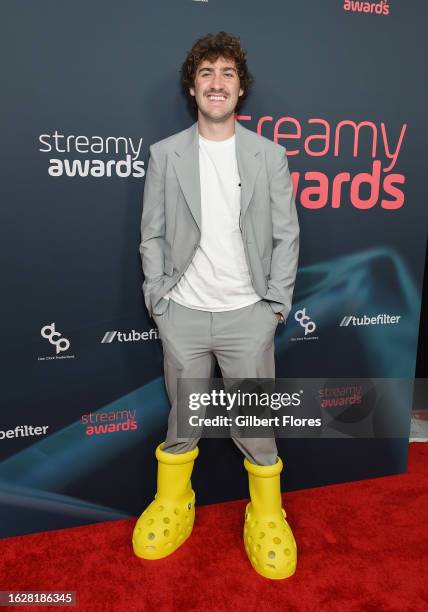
[189,86,195,97]
[239,87,244,97]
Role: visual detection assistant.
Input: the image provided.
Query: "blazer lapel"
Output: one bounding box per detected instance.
[172,119,261,232]
[235,120,262,220]
[172,121,202,230]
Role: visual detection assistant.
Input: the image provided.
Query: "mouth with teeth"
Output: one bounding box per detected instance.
[207,94,227,103]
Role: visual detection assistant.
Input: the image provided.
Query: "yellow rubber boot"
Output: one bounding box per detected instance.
[243,456,297,579]
[132,443,199,560]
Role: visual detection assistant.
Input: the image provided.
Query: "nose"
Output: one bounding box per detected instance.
[211,71,225,91]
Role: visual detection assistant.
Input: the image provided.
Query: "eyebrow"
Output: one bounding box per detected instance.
[197,66,237,73]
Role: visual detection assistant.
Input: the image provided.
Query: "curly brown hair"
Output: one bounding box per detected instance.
[180,31,254,116]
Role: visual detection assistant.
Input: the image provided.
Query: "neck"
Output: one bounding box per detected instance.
[197,113,236,141]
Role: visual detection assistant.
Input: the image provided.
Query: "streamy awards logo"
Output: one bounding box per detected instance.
[81,409,138,436]
[39,131,145,178]
[237,114,406,210]
[343,0,390,15]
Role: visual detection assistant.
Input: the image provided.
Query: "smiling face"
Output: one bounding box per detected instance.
[189,56,244,123]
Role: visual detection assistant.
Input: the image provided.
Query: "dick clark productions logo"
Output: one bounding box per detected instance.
[41,323,70,354]
[295,308,317,336]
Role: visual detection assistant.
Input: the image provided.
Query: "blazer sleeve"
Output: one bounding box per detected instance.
[139,144,166,304]
[266,146,300,321]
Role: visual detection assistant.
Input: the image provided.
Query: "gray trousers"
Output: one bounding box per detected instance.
[153,298,279,466]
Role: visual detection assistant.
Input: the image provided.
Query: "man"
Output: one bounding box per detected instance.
[133,32,299,580]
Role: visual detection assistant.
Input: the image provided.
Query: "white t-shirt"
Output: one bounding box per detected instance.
[164,132,261,311]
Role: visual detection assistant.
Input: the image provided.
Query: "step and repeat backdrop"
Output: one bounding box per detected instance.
[1,0,427,537]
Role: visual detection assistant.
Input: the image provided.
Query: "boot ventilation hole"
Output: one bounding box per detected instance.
[268,522,276,528]
[174,508,180,515]
[249,544,288,557]
[163,517,170,524]
[266,564,276,569]
[148,528,179,539]
[259,532,265,539]
[273,537,281,544]
[158,505,164,511]
[147,519,154,526]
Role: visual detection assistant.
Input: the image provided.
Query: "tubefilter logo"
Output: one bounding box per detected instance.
[39,131,145,178]
[340,314,401,327]
[101,328,159,343]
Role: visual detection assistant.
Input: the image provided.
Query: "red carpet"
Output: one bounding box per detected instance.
[1,443,427,611]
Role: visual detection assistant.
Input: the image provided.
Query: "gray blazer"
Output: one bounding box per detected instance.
[139,119,300,321]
